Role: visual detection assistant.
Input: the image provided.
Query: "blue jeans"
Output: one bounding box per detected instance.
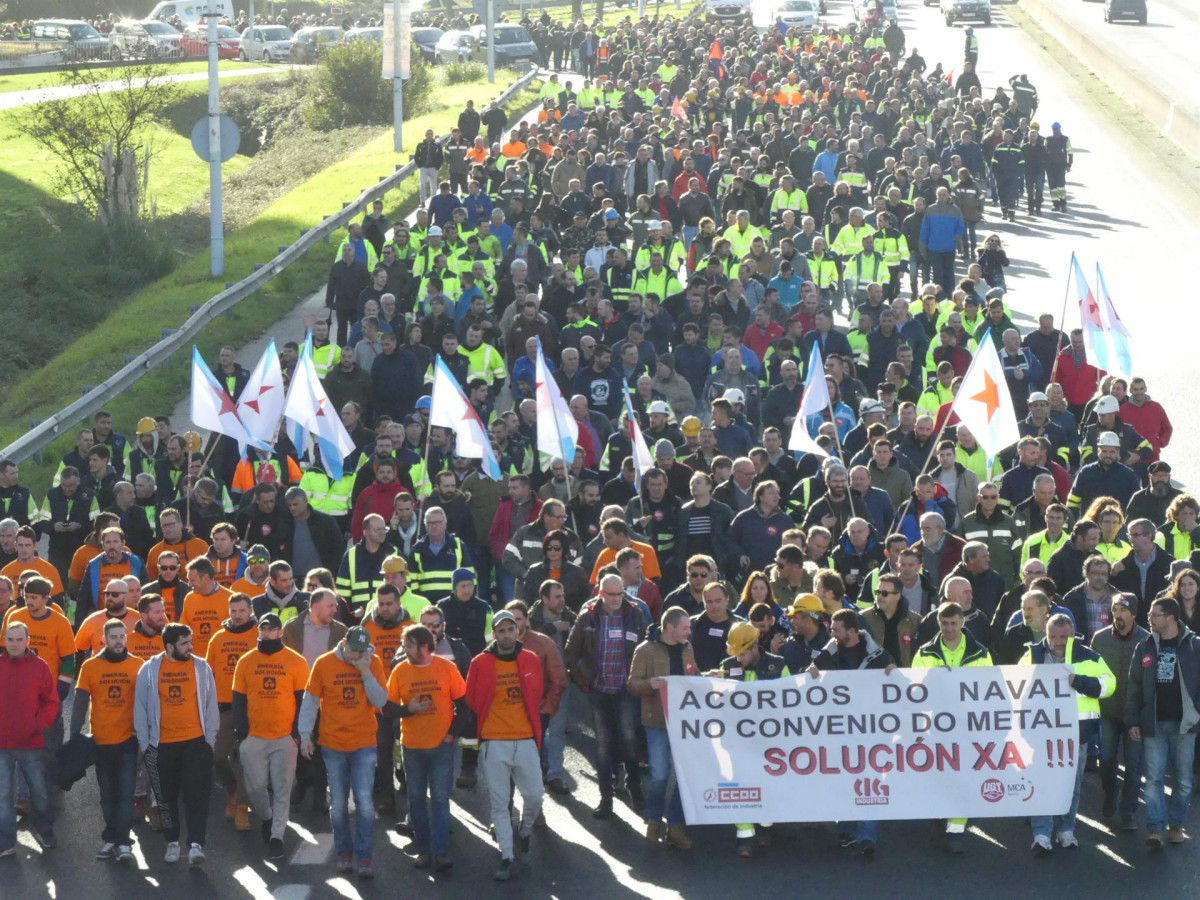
[645,727,684,826]
[1032,741,1088,838]
[542,689,570,781]
[682,225,699,251]
[589,691,641,799]
[401,742,455,857]
[1143,720,1196,832]
[95,737,138,845]
[494,570,516,607]
[322,746,376,859]
[1100,717,1143,821]
[0,748,52,850]
[838,820,878,843]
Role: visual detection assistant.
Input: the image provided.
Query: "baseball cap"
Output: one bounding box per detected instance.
[345,626,371,653]
[247,544,270,562]
[654,439,676,458]
[453,567,475,587]
[1149,461,1172,475]
[681,416,702,437]
[1095,396,1120,415]
[647,400,671,415]
[573,210,587,219]
[382,555,410,575]
[1027,392,1049,405]
[726,621,759,656]
[788,593,823,617]
[492,610,517,628]
[1097,431,1121,448]
[427,225,443,237]
[723,388,746,405]
[259,613,283,630]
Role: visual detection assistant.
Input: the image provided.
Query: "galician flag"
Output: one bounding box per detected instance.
[535,338,577,465]
[1072,254,1113,373]
[236,339,285,454]
[430,356,503,480]
[947,336,1020,458]
[283,334,356,480]
[190,347,262,448]
[623,388,656,488]
[788,343,831,456]
[1095,263,1133,376]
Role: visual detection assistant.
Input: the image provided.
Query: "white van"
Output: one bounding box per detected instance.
[147,0,233,27]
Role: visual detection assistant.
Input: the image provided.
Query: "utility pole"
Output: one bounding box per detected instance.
[393,0,404,152]
[486,0,495,84]
[206,3,223,277]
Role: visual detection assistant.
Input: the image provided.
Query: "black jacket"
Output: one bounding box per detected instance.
[1125,627,1200,737]
[1111,548,1174,628]
[325,259,370,310]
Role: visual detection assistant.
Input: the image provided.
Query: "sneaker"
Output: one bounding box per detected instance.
[1147,831,1164,850]
[413,853,432,869]
[96,842,117,860]
[188,843,206,865]
[268,839,285,860]
[1119,817,1138,832]
[664,825,693,850]
[164,842,182,863]
[493,857,513,881]
[234,804,251,832]
[1056,831,1079,849]
[1167,826,1189,844]
[261,819,273,847]
[32,830,55,849]
[357,859,374,879]
[335,852,354,873]
[858,839,876,858]
[116,845,135,864]
[433,854,453,872]
[1031,835,1052,856]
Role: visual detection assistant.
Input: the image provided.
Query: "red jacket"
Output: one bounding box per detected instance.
[351,481,411,541]
[0,650,60,750]
[464,644,545,747]
[1119,399,1172,458]
[744,321,784,363]
[487,496,544,561]
[1054,351,1104,407]
[910,532,967,586]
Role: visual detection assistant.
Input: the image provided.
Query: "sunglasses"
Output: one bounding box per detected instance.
[546,544,564,552]
[159,564,179,571]
[106,591,127,597]
[688,571,710,579]
[248,557,268,564]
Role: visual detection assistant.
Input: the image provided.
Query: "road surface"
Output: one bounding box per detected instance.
[0,65,282,110]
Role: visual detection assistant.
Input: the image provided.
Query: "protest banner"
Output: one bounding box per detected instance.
[666,665,1080,824]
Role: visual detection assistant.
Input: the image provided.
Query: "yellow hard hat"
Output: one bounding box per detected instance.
[183,431,203,453]
[136,417,156,436]
[726,621,760,657]
[788,593,823,617]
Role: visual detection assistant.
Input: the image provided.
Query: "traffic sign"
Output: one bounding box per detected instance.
[190,115,241,163]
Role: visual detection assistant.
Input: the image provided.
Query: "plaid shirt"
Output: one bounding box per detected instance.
[594,607,628,694]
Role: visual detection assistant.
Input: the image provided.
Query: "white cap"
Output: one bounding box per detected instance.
[647,400,671,415]
[723,388,746,405]
[1095,396,1120,415]
[647,219,663,230]
[1027,391,1049,404]
[1097,431,1121,448]
[427,225,443,237]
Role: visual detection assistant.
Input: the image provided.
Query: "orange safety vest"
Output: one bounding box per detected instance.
[232,457,302,493]
[501,141,527,158]
[466,146,489,164]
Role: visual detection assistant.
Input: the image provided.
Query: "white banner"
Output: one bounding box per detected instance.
[666,665,1080,824]
[381,2,411,81]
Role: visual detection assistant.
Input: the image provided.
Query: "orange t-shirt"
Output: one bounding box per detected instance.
[208,552,243,589]
[74,607,140,655]
[76,654,143,745]
[1,557,64,597]
[364,618,408,671]
[386,656,466,750]
[4,606,75,681]
[70,542,102,585]
[230,576,269,598]
[205,624,259,704]
[589,540,662,584]
[233,646,310,740]
[501,140,527,159]
[157,656,203,743]
[126,623,164,662]
[146,537,209,581]
[181,586,234,657]
[479,657,534,741]
[304,651,386,752]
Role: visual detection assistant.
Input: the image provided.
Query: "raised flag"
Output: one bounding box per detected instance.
[535,338,578,466]
[1095,263,1133,376]
[282,335,355,480]
[788,343,832,456]
[190,347,261,448]
[947,337,1020,458]
[1071,255,1111,372]
[430,356,502,480]
[236,339,286,453]
[671,96,686,121]
[623,389,656,488]
[946,69,954,85]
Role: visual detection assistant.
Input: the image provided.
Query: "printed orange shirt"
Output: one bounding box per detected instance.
[205,624,259,704]
[1,557,64,597]
[76,654,143,745]
[233,646,310,740]
[387,656,466,750]
[304,651,386,752]
[364,618,407,671]
[181,586,234,657]
[74,607,140,655]
[126,624,164,662]
[4,606,75,681]
[479,657,534,741]
[589,540,662,584]
[157,656,203,743]
[146,538,209,580]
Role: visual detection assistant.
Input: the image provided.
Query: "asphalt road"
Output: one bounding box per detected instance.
[0,65,281,110]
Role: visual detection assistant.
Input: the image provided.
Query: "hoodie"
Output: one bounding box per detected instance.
[464,640,545,747]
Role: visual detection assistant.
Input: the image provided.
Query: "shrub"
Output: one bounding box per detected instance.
[303,40,433,131]
[443,60,486,85]
[222,73,310,153]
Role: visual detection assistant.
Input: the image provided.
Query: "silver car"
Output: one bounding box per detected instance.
[238,25,294,62]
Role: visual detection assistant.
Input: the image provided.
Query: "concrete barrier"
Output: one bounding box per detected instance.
[1018,0,1200,159]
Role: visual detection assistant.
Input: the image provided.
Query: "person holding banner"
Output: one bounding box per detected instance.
[911,601,994,854]
[1020,613,1115,855]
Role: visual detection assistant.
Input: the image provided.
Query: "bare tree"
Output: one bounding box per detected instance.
[12,62,182,224]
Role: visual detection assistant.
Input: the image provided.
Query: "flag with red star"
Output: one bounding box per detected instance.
[190,347,261,450]
[947,337,1019,458]
[283,333,356,480]
[534,338,577,465]
[430,356,503,480]
[236,339,285,455]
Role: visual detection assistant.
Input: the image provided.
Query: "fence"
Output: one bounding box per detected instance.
[0,67,539,466]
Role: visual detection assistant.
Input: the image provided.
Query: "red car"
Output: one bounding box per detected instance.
[180,23,241,59]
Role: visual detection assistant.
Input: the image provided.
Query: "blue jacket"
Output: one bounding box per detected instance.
[919,200,966,253]
[78,551,148,624]
[428,193,464,228]
[812,150,839,183]
[461,192,494,225]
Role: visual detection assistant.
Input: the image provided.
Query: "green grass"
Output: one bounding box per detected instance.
[1,71,541,495]
[0,59,284,94]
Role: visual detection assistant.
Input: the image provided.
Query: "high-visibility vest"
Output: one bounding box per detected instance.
[873,229,909,267]
[410,538,471,602]
[312,342,341,378]
[770,188,808,217]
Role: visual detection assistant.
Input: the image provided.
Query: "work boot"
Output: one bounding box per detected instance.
[234,805,251,832]
[225,792,237,821]
[665,825,693,850]
[645,821,664,844]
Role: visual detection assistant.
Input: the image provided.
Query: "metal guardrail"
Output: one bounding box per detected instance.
[0,67,539,466]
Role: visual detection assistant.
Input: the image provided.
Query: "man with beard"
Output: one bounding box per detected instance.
[802,465,869,536]
[1126,461,1182,528]
[74,577,140,658]
[205,594,259,832]
[144,551,189,622]
[75,527,148,627]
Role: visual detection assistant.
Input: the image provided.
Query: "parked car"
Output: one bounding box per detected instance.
[290,25,342,63]
[344,26,383,43]
[854,0,898,25]
[411,26,443,62]
[29,19,110,60]
[435,30,475,64]
[939,0,992,25]
[465,23,537,65]
[108,19,183,59]
[179,23,241,59]
[238,24,293,62]
[147,0,233,27]
[705,0,753,23]
[1104,0,1147,23]
[772,0,820,28]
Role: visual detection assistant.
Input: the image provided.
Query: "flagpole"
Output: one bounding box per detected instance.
[417,396,435,541]
[1047,252,1075,387]
[186,431,222,537]
[824,380,844,461]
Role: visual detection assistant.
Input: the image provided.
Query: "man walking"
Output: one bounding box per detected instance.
[134,623,220,865]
